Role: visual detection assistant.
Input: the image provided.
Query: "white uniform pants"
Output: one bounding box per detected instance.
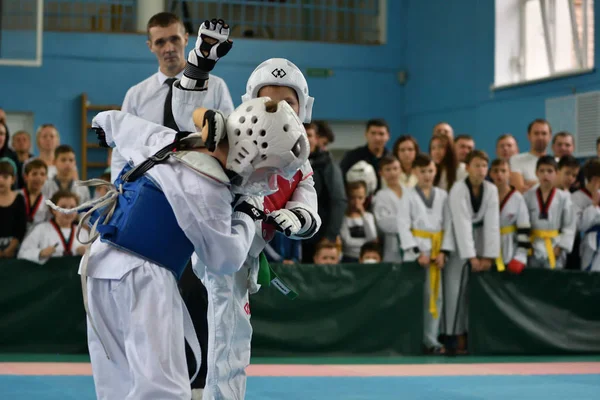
[87,264,193,400]
[202,266,252,400]
[423,266,443,348]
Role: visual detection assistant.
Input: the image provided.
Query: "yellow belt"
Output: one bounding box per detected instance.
[412,229,443,319]
[531,229,560,269]
[495,225,517,272]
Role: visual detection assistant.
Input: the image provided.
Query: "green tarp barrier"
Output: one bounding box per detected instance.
[469,269,600,355]
[250,262,425,356]
[1,258,599,356]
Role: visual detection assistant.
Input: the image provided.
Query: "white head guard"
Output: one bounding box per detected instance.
[346,161,378,196]
[225,97,310,195]
[241,58,314,123]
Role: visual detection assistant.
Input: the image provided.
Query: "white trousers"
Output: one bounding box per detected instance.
[87,264,193,400]
[201,266,252,400]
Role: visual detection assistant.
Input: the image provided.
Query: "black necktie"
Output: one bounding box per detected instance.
[163,77,179,130]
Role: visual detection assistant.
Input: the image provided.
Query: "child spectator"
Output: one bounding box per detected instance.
[313,240,340,265]
[19,158,50,231]
[340,181,377,262]
[93,172,112,200]
[42,145,90,204]
[372,155,408,262]
[489,159,530,274]
[18,191,89,263]
[524,156,576,269]
[556,155,580,192]
[429,133,467,191]
[0,158,26,258]
[359,241,382,264]
[571,158,600,271]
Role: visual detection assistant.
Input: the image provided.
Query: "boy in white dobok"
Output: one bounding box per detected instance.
[398,153,454,354]
[191,58,320,400]
[523,156,576,269]
[445,150,500,355]
[571,158,600,271]
[50,97,309,400]
[488,158,530,274]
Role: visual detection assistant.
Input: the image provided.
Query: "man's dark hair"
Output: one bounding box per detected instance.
[527,118,552,135]
[366,119,389,132]
[147,12,184,39]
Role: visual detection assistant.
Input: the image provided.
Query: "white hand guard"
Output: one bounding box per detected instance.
[181,18,233,90]
[267,209,304,237]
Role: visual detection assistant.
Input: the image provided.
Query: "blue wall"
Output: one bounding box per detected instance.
[401,0,600,156]
[0,1,404,171]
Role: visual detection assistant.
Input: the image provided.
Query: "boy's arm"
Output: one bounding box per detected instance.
[17,225,48,264]
[441,194,455,253]
[482,185,501,259]
[558,194,577,252]
[449,184,477,259]
[174,19,233,132]
[514,194,531,263]
[373,191,400,234]
[579,204,600,232]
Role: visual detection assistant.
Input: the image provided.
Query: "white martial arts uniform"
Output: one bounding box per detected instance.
[85,111,256,400]
[17,188,51,233]
[372,187,409,263]
[340,211,378,260]
[196,161,320,400]
[572,188,600,271]
[444,179,500,336]
[17,220,89,263]
[497,188,530,269]
[523,187,576,269]
[111,69,234,181]
[398,186,454,348]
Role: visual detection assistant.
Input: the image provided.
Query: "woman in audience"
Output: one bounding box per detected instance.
[340,181,378,263]
[0,158,26,258]
[429,133,467,191]
[392,135,419,188]
[0,122,21,189]
[17,190,88,264]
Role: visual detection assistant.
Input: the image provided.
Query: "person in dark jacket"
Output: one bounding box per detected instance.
[0,121,21,189]
[302,122,347,263]
[339,119,390,190]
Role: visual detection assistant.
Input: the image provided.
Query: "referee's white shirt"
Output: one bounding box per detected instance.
[111,67,235,181]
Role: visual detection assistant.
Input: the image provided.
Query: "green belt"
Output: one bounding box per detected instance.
[257,252,298,300]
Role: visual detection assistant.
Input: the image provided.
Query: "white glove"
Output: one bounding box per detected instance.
[267,209,303,237]
[181,19,233,90]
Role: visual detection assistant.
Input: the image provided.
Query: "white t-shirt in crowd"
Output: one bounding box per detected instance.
[510,152,540,183]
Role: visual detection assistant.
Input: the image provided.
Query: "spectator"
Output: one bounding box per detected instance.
[35,124,61,179]
[18,191,89,263]
[0,158,26,258]
[496,134,519,161]
[453,134,475,164]
[551,132,584,192]
[524,156,576,269]
[597,137,600,157]
[312,240,340,265]
[11,130,34,188]
[12,130,33,163]
[340,181,377,263]
[113,12,234,181]
[359,241,383,264]
[19,158,50,232]
[372,155,407,263]
[391,135,419,187]
[429,133,467,191]
[314,120,335,151]
[556,155,580,192]
[0,121,20,189]
[302,122,347,263]
[510,118,552,192]
[340,119,390,190]
[0,108,6,125]
[433,122,454,140]
[264,232,302,265]
[42,145,90,204]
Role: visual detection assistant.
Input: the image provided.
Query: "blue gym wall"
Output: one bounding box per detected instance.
[401,0,600,155]
[0,1,404,172]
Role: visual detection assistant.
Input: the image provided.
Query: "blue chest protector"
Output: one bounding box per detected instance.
[89,165,194,280]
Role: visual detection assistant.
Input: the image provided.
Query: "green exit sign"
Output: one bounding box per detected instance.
[306,68,333,78]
